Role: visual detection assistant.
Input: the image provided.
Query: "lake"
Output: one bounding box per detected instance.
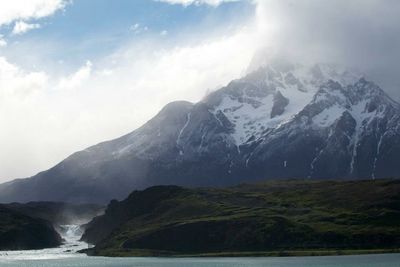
[0,254,400,267]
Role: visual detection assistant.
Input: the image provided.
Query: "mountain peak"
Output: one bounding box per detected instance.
[205,63,362,145]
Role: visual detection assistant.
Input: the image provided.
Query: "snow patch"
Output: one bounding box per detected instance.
[177,112,191,146]
[313,105,345,127]
[215,95,275,144]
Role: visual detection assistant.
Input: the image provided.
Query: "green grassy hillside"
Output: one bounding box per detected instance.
[82,179,400,256]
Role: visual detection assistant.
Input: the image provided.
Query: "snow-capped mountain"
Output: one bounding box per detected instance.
[206,63,360,146]
[1,62,399,203]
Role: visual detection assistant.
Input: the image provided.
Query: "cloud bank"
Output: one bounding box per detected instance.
[253,0,400,97]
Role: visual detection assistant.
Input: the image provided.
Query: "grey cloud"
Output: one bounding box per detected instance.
[255,0,400,99]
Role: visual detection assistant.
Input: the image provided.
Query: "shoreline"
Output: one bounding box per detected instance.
[81,248,400,258]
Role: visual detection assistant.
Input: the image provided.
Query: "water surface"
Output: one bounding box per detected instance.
[1,254,400,267]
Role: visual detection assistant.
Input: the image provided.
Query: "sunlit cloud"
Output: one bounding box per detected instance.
[58,60,92,90]
[0,57,48,100]
[12,21,41,35]
[0,0,67,26]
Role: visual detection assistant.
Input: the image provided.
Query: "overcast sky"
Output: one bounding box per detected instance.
[0,0,399,182]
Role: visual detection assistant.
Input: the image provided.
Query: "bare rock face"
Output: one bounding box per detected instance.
[1,63,400,204]
[271,91,289,118]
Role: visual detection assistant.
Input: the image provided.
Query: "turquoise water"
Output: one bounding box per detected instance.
[0,254,399,267]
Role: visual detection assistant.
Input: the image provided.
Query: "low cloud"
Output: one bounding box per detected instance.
[253,0,400,99]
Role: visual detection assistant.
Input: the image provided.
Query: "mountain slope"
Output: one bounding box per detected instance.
[1,62,400,203]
